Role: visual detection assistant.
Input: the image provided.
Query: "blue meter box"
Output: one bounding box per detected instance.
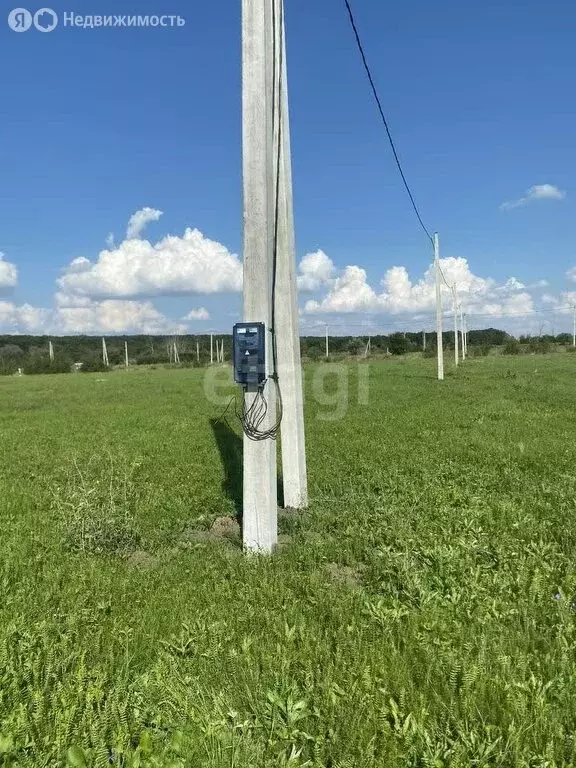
[232,322,266,387]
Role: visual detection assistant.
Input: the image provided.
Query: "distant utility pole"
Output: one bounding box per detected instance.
[325,324,329,358]
[48,340,54,363]
[210,333,214,365]
[452,290,459,366]
[241,0,277,552]
[572,305,576,348]
[125,341,129,368]
[460,307,466,360]
[434,233,444,381]
[173,341,180,365]
[422,330,426,352]
[364,336,371,357]
[196,341,200,364]
[102,338,109,367]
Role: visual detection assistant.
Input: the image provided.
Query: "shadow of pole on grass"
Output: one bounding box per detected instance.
[210,418,243,529]
[210,418,284,534]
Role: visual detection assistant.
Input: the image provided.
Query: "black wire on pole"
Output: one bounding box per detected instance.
[343,0,433,246]
[437,262,454,290]
[270,0,282,382]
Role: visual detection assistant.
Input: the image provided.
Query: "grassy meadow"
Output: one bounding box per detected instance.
[1,355,576,767]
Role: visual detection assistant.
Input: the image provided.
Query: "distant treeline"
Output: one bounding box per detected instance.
[0,328,573,375]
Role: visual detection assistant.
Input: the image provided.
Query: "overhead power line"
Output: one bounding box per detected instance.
[343,0,433,245]
[437,262,454,290]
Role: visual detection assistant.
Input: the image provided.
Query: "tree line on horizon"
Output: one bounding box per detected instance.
[0,328,573,375]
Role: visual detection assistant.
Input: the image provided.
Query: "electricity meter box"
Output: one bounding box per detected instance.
[232,322,266,387]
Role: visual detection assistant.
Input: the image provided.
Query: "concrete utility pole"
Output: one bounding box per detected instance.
[452,288,459,366]
[460,307,466,360]
[422,330,426,352]
[434,233,444,380]
[572,305,576,348]
[272,0,308,509]
[125,341,129,368]
[241,0,277,551]
[102,338,109,367]
[48,340,54,363]
[196,341,200,364]
[325,324,329,358]
[210,333,214,365]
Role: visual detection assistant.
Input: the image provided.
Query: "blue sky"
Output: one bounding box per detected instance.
[1,0,575,335]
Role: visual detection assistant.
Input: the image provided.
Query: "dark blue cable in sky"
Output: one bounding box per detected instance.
[343,0,434,246]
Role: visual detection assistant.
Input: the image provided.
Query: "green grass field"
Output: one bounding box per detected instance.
[1,355,576,767]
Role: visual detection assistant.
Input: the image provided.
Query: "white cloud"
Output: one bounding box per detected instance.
[54,290,93,308]
[537,292,576,316]
[500,184,566,210]
[183,307,210,321]
[2,209,239,335]
[529,184,566,201]
[0,253,18,289]
[126,207,163,239]
[0,301,49,332]
[105,233,115,249]
[477,292,534,316]
[304,255,534,318]
[500,277,525,292]
[567,267,576,283]
[305,265,382,314]
[56,300,183,335]
[0,298,183,335]
[6,202,562,335]
[297,250,336,291]
[561,291,576,308]
[58,227,243,301]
